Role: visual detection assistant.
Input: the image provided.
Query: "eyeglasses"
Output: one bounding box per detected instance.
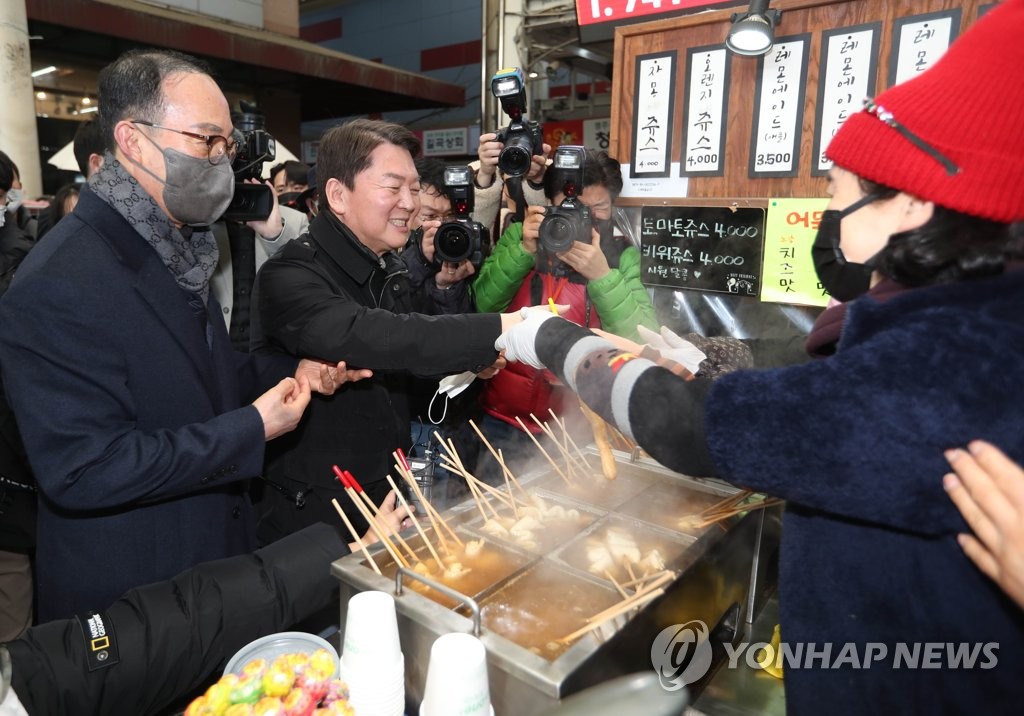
[862,99,959,176]
[131,120,238,166]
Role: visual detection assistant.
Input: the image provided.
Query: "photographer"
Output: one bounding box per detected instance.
[211,184,308,351]
[401,157,477,314]
[472,148,658,479]
[210,105,309,351]
[473,133,550,236]
[474,68,552,235]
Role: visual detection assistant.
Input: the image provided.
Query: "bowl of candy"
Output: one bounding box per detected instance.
[185,633,353,715]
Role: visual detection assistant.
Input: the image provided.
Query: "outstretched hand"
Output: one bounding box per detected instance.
[296,359,373,396]
[944,441,1024,609]
[496,305,569,368]
[355,490,415,550]
[635,324,707,374]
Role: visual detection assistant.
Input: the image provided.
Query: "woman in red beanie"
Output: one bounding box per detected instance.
[496,1,1024,713]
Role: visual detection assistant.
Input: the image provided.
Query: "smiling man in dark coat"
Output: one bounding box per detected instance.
[253,119,530,543]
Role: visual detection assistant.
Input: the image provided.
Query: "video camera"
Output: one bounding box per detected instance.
[538,146,592,254]
[491,68,544,178]
[434,165,490,271]
[222,101,277,222]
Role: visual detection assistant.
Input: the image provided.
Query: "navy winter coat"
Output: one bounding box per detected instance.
[0,188,295,621]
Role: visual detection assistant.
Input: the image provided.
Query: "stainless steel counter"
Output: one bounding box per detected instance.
[688,593,786,716]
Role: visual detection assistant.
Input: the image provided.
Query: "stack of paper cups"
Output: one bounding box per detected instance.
[420,632,493,716]
[340,591,405,716]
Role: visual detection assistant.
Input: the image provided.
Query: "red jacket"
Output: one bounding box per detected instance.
[482,271,600,431]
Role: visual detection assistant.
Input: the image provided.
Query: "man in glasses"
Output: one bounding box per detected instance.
[0,49,383,623]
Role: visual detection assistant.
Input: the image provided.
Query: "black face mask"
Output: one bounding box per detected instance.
[812,193,881,302]
[278,191,303,209]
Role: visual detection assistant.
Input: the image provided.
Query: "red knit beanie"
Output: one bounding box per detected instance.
[826,0,1024,223]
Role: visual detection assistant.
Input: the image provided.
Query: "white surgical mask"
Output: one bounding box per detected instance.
[4,189,23,214]
[427,371,477,424]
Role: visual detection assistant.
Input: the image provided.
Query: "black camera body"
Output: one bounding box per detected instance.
[222,101,277,222]
[491,67,544,178]
[495,120,544,178]
[539,145,592,254]
[434,166,489,270]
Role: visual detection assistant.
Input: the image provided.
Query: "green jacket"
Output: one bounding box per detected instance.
[472,222,658,341]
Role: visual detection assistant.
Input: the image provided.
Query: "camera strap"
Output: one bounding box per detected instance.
[506,176,527,224]
[530,272,592,326]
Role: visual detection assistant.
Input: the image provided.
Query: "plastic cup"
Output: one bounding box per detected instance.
[342,651,405,716]
[342,590,401,669]
[420,633,491,716]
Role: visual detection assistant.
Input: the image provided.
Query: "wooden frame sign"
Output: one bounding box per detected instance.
[630,51,678,178]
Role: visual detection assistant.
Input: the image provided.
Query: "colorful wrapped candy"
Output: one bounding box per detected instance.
[185,649,351,716]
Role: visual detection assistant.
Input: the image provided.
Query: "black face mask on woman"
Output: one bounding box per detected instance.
[812,193,882,302]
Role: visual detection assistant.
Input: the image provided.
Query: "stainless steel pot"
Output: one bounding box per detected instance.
[331,449,781,716]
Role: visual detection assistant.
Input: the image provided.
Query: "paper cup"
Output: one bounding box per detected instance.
[343,650,405,716]
[420,633,491,716]
[342,590,401,669]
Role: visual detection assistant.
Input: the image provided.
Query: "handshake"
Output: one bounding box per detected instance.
[497,311,709,376]
[495,305,569,368]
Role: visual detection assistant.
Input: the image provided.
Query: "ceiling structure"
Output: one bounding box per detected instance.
[518,2,615,82]
[25,0,466,123]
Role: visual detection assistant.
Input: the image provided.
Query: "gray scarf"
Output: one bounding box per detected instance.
[89,152,218,303]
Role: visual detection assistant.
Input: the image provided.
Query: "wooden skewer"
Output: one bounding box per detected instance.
[438,456,519,510]
[435,433,504,521]
[495,447,529,499]
[557,588,666,645]
[700,490,753,517]
[604,570,629,599]
[693,497,783,528]
[514,416,572,485]
[393,456,463,550]
[467,420,531,498]
[356,486,419,566]
[468,472,503,521]
[343,485,408,569]
[619,569,674,590]
[623,558,638,585]
[461,468,520,512]
[530,413,588,478]
[332,498,382,575]
[437,452,491,522]
[497,453,520,521]
[391,452,460,549]
[385,474,444,571]
[562,571,675,645]
[548,409,595,472]
[626,570,675,599]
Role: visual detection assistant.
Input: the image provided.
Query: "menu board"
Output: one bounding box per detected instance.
[639,206,765,294]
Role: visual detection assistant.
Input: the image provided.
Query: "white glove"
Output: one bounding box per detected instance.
[495,307,560,369]
[635,324,707,374]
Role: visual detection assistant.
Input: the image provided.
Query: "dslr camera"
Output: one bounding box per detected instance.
[491,68,544,178]
[434,165,490,271]
[222,101,277,222]
[539,145,592,254]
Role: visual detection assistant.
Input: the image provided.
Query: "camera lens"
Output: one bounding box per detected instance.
[498,133,535,177]
[539,213,577,254]
[435,223,474,263]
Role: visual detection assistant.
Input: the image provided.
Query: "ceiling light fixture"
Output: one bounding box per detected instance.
[31,65,57,78]
[726,0,782,56]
